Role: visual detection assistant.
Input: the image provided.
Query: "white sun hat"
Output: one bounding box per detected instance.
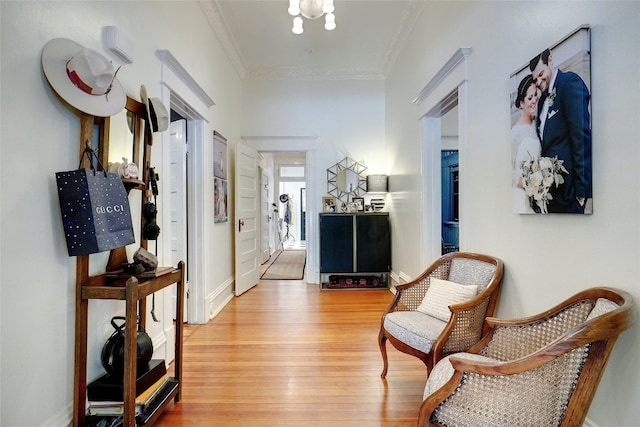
[140,85,169,134]
[42,38,126,117]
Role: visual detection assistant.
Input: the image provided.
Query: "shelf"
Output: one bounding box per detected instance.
[84,379,179,427]
[82,268,181,300]
[122,178,146,193]
[75,261,185,427]
[137,379,180,425]
[321,272,389,291]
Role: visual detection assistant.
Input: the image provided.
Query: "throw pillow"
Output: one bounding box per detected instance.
[586,298,619,321]
[416,278,478,322]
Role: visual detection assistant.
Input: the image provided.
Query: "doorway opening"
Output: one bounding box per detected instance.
[167,92,207,323]
[242,137,317,284]
[440,104,459,254]
[272,153,307,252]
[257,151,308,281]
[441,150,459,254]
[417,48,470,264]
[169,109,189,322]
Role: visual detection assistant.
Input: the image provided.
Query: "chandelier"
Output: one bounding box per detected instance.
[288,0,336,34]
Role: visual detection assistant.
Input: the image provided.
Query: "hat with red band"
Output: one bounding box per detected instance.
[42,38,125,117]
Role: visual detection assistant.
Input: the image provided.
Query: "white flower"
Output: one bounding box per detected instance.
[519,154,568,213]
[538,157,553,170]
[547,87,557,107]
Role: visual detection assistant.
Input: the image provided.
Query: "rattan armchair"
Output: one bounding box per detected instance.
[379,252,504,378]
[418,287,636,427]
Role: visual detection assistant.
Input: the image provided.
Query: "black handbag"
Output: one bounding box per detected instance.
[55,147,135,256]
[101,316,154,378]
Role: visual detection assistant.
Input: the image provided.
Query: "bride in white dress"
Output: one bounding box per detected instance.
[512,75,541,214]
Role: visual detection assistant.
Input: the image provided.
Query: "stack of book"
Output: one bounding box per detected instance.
[87,359,169,418]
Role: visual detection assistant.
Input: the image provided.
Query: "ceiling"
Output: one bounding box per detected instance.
[204,0,425,80]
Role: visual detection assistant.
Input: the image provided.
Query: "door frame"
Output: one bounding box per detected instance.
[164,94,206,324]
[242,137,317,284]
[159,50,214,325]
[414,48,471,265]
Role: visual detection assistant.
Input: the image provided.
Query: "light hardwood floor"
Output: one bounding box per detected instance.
[155,278,427,426]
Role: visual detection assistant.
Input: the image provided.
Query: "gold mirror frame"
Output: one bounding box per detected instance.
[327,157,367,205]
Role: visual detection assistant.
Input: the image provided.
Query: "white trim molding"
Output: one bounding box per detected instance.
[207,277,234,320]
[413,48,472,105]
[582,418,600,427]
[416,48,471,265]
[156,50,215,108]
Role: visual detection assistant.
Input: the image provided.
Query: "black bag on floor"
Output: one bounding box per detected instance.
[55,147,135,256]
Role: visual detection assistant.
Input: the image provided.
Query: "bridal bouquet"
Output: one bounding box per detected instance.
[519,154,568,214]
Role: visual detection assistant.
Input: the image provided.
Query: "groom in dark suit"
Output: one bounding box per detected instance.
[529,49,592,213]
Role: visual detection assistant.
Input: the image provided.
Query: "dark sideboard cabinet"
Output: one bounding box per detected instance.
[319,212,390,290]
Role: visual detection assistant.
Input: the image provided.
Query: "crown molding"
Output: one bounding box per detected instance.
[202,0,421,82]
[380,0,426,76]
[199,0,247,80]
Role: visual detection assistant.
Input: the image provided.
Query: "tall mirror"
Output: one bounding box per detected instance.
[105,97,147,187]
[327,157,367,206]
[108,109,136,165]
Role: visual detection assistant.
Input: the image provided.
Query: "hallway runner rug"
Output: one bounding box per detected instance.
[260,250,306,280]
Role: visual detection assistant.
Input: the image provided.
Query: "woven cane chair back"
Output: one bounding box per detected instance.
[419,287,635,427]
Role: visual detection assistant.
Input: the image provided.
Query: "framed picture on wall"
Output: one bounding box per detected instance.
[214,177,228,223]
[213,130,227,180]
[510,25,592,215]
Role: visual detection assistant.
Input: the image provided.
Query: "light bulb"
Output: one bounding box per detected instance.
[288,0,300,16]
[324,13,336,30]
[292,16,304,34]
[322,0,334,14]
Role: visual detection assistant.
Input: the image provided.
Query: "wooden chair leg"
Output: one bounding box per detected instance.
[378,328,389,378]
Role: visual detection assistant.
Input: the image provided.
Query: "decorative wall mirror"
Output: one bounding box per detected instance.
[327,157,367,206]
[93,96,149,190]
[107,108,137,166]
[108,97,147,171]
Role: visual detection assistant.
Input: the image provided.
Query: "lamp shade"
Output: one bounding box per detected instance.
[366,174,388,193]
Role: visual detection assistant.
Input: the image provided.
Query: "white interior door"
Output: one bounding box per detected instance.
[260,170,271,263]
[234,141,260,295]
[170,119,189,318]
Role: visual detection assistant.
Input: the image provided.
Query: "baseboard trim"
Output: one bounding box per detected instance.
[207,279,234,321]
[40,401,72,427]
[582,417,599,427]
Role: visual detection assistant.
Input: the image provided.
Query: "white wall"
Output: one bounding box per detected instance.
[385,2,639,426]
[0,1,241,425]
[243,78,388,184]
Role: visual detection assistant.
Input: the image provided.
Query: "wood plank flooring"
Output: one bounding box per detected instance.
[155,279,428,426]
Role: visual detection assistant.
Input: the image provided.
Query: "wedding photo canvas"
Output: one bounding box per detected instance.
[509,26,592,215]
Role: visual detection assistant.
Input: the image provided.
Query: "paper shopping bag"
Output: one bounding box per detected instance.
[56,148,135,256]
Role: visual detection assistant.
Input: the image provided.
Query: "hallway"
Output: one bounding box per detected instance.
[156,281,427,426]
